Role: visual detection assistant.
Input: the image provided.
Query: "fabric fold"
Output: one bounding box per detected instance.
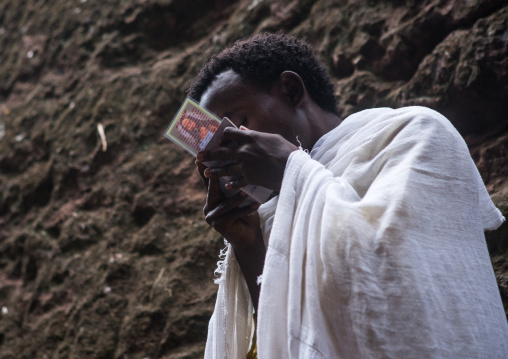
[204,242,255,359]
[205,106,508,359]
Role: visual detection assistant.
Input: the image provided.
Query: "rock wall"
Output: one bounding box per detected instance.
[0,0,506,358]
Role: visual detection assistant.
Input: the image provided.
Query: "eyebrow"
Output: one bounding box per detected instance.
[222,111,234,119]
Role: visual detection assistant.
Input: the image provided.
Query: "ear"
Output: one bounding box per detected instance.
[279,71,306,108]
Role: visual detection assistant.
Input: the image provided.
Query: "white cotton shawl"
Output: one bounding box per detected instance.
[204,106,508,359]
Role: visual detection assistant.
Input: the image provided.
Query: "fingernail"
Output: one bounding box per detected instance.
[240,125,248,130]
[226,183,239,190]
[204,169,211,178]
[196,153,204,161]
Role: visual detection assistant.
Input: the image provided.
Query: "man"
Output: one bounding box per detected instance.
[188,33,508,358]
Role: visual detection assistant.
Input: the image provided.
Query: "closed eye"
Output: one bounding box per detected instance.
[240,117,248,127]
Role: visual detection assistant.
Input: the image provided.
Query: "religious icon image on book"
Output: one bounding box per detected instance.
[165,97,273,206]
[165,97,222,157]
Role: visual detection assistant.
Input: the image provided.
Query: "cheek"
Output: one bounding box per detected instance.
[271,109,296,135]
[252,112,285,134]
[249,96,295,136]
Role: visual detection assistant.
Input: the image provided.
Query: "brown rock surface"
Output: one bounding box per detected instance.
[0,0,506,357]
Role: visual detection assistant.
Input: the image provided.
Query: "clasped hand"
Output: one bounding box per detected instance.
[196,126,298,249]
[197,127,298,193]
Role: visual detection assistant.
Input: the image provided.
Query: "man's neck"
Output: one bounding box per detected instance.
[305,105,342,149]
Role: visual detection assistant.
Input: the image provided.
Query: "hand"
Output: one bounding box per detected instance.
[196,127,299,192]
[196,160,262,250]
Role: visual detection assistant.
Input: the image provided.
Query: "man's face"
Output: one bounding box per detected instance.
[199,69,302,146]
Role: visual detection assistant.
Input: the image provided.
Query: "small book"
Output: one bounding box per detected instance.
[164,97,273,205]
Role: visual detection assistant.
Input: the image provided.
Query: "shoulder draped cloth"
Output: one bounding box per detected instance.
[204,107,508,359]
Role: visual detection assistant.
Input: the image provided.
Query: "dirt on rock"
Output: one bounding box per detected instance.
[0,0,507,358]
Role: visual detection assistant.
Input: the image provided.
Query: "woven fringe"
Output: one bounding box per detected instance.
[213,239,230,284]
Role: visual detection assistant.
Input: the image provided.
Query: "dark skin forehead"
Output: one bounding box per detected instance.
[200,70,271,119]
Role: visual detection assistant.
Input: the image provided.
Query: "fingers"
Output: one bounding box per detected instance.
[202,176,221,214]
[211,205,260,230]
[196,127,255,167]
[225,176,249,191]
[204,187,244,215]
[197,146,237,162]
[207,176,221,206]
[220,127,252,145]
[206,196,260,227]
[205,190,254,227]
[195,160,209,189]
[204,162,242,179]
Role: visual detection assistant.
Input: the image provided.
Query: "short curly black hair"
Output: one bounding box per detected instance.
[187,33,338,115]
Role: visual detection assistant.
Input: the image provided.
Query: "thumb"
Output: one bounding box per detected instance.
[207,176,221,206]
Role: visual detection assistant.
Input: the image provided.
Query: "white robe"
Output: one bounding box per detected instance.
[204,106,508,359]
